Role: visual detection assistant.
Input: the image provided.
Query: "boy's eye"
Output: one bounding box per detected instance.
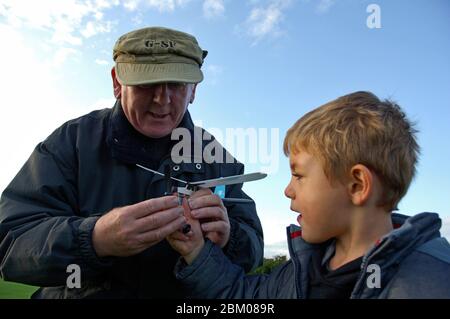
[292,174,303,181]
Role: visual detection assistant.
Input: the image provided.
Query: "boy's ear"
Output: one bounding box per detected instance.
[347,164,373,206]
[111,67,122,99]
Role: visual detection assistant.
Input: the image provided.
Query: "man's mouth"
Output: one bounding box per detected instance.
[150,112,169,119]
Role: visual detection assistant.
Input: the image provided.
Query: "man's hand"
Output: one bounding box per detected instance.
[188,188,230,248]
[92,196,186,257]
[167,198,205,264]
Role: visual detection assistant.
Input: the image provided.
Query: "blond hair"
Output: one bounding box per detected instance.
[283,91,420,211]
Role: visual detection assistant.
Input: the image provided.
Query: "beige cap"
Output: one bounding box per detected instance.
[113,26,208,85]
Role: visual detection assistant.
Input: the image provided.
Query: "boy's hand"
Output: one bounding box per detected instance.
[167,198,205,264]
[188,188,230,248]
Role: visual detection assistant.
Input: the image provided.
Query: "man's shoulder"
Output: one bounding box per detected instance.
[43,107,112,150]
[65,107,113,127]
[50,108,112,136]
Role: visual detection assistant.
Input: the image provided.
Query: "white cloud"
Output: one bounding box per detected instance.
[316,0,335,14]
[0,0,119,46]
[132,13,144,26]
[146,0,192,12]
[242,0,292,45]
[204,64,223,85]
[95,58,110,65]
[0,24,91,194]
[123,0,142,11]
[53,47,79,66]
[265,241,289,258]
[122,0,192,12]
[203,0,225,19]
[441,216,450,240]
[81,20,115,38]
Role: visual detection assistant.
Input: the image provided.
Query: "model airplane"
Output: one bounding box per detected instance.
[136,163,267,234]
[136,163,267,202]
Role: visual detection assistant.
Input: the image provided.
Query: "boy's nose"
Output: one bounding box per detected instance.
[153,83,171,106]
[284,182,294,199]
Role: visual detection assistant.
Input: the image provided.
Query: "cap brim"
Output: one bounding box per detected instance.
[116,62,203,85]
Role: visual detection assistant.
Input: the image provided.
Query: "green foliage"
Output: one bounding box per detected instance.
[250,255,287,275]
[0,278,38,299]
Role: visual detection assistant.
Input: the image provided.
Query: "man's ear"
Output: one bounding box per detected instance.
[347,164,373,206]
[111,67,122,99]
[189,84,197,104]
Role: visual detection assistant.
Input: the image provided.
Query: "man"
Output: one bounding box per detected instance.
[0,27,263,298]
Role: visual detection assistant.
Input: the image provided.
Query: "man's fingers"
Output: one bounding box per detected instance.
[129,196,179,218]
[190,207,224,220]
[189,194,222,210]
[137,215,187,245]
[134,206,184,233]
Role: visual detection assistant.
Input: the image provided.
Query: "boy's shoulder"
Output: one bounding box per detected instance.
[415,237,450,264]
[385,237,450,298]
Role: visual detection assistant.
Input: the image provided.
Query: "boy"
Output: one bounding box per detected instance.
[168,91,450,298]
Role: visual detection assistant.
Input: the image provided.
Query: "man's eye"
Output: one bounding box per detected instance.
[292,174,303,181]
[168,82,187,90]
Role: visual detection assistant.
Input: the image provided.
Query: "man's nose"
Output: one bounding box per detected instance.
[153,83,171,105]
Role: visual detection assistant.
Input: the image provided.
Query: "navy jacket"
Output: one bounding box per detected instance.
[176,213,450,298]
[0,102,264,298]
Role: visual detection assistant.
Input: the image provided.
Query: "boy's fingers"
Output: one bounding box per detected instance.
[169,231,190,241]
[190,188,212,199]
[189,195,222,210]
[200,221,229,233]
[190,207,224,220]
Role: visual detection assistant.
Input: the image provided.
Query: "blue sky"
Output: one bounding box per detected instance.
[0,0,449,257]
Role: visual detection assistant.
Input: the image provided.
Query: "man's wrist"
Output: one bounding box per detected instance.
[92,218,109,257]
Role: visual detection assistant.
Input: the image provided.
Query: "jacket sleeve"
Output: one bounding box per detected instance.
[0,128,111,287]
[175,239,292,299]
[221,164,264,272]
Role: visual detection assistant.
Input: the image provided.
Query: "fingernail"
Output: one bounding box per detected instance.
[181,224,191,234]
[188,199,194,208]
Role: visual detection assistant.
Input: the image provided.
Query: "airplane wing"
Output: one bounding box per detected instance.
[136,164,188,184]
[190,172,267,188]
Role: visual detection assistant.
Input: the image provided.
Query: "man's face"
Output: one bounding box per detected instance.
[284,150,352,244]
[120,82,196,138]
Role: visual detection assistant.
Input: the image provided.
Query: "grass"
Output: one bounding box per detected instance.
[0,278,38,299]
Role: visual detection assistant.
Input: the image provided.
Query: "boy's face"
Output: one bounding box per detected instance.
[284,150,352,244]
